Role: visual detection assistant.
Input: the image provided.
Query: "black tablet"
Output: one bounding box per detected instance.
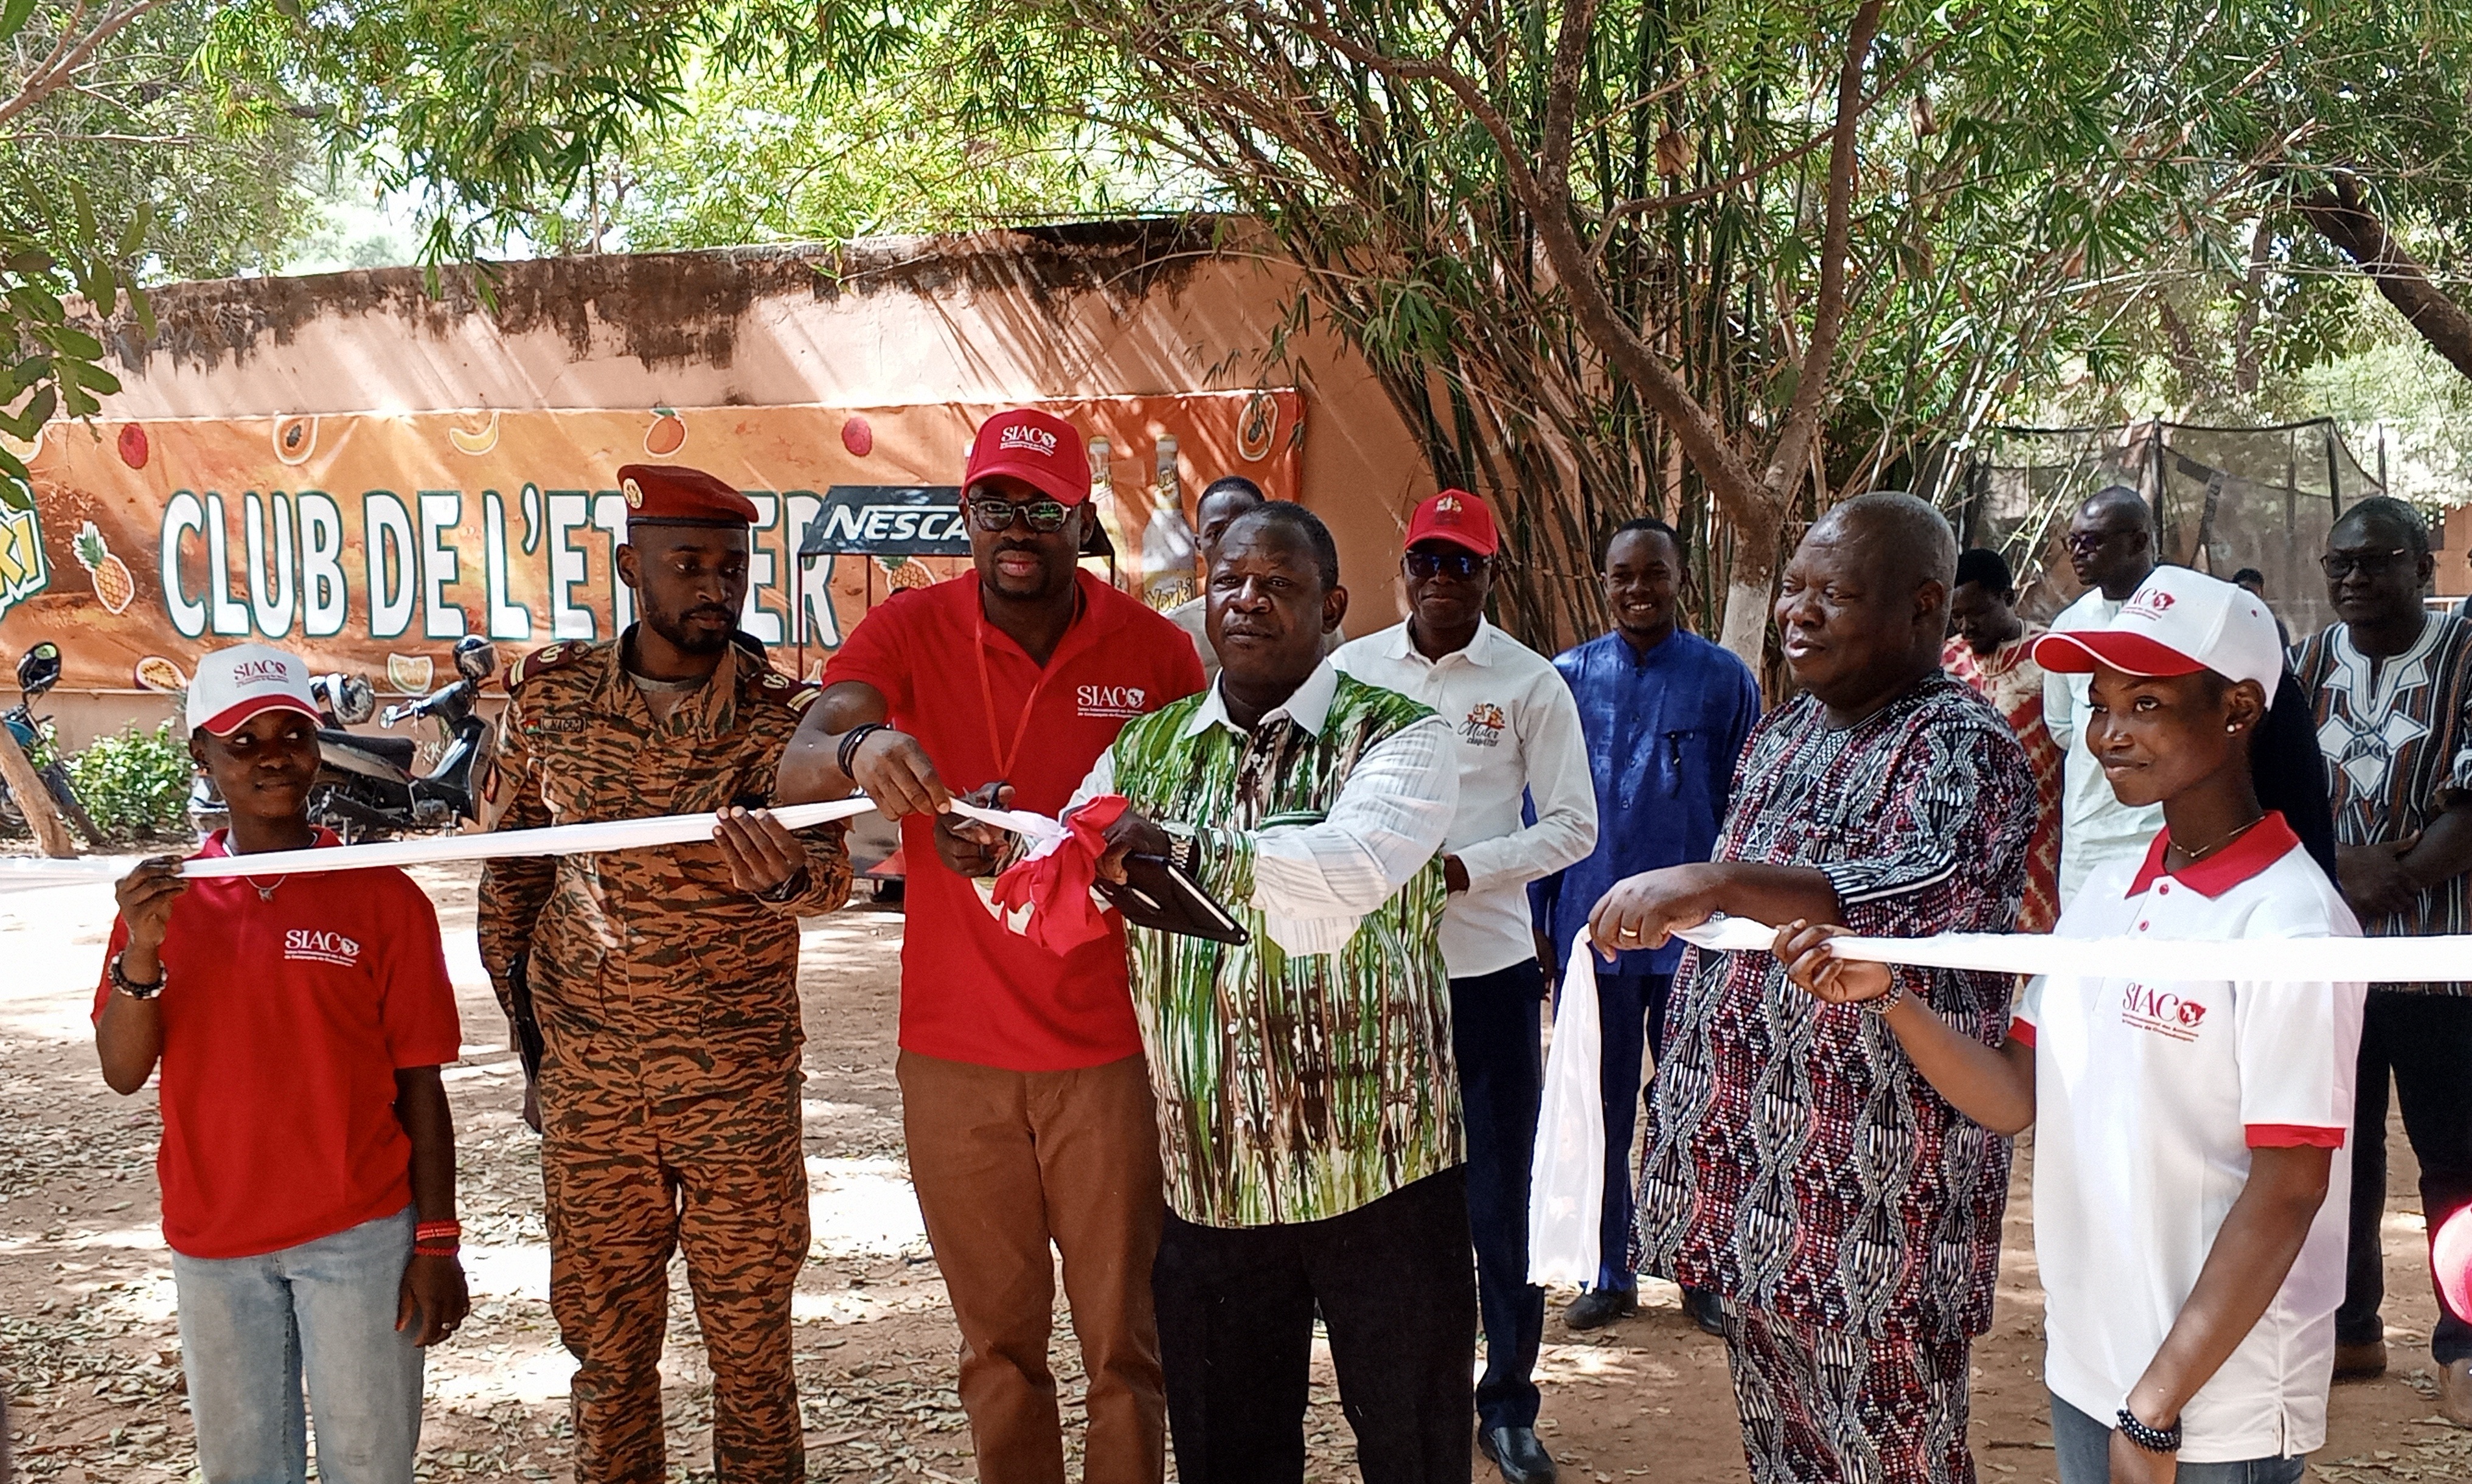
[1097,853,1251,945]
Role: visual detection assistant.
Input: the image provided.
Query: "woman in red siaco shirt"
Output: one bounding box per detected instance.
[95,644,467,1484]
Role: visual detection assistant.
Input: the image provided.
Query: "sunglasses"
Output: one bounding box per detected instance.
[2064,530,2128,557]
[1405,550,1488,580]
[967,495,1071,534]
[2319,547,2411,580]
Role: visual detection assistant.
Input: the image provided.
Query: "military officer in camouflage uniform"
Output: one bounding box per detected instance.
[479,463,853,1484]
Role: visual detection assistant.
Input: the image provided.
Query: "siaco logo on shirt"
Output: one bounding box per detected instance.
[2120,980,2207,1042]
[1077,683,1149,719]
[285,928,364,969]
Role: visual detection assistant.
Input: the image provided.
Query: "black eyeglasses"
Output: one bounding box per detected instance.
[1405,550,1487,580]
[2319,547,2411,580]
[967,496,1071,534]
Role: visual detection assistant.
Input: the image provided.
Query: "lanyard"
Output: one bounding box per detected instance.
[974,594,1079,778]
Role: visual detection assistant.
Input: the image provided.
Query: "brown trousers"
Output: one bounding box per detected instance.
[542,1053,809,1484]
[898,1050,1168,1484]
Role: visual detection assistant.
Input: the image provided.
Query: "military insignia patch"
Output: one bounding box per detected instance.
[623,477,644,509]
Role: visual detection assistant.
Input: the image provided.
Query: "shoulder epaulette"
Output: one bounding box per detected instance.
[749,665,823,712]
[507,640,593,692]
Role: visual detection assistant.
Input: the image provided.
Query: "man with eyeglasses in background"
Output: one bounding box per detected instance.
[1332,489,1597,1483]
[776,407,1205,1483]
[2043,485,2166,896]
[2291,496,2472,1424]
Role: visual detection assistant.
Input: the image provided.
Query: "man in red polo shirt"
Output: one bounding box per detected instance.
[778,407,1203,1484]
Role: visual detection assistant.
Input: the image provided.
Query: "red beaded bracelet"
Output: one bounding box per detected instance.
[414,1219,462,1257]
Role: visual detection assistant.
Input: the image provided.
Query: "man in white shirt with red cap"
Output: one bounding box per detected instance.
[1334,489,1597,1483]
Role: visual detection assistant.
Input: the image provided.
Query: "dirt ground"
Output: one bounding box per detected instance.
[1,862,2462,1483]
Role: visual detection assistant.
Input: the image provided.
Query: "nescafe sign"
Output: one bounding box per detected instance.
[796,485,968,557]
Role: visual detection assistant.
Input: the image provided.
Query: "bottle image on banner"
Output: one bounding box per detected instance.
[1141,434,1196,611]
[1086,437,1135,592]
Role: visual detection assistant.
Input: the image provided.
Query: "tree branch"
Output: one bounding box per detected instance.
[2296,172,2472,384]
[1757,0,1883,502]
[0,1,170,130]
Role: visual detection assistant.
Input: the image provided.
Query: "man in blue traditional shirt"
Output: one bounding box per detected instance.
[1531,516,1760,1334]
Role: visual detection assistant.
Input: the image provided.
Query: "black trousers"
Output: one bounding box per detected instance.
[1450,961,1547,1430]
[1152,1167,1477,1484]
[2339,990,2472,1365]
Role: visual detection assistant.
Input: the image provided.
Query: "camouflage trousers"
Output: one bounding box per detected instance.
[541,1042,810,1484]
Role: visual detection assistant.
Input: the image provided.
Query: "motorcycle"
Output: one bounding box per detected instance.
[1,642,107,847]
[189,636,498,842]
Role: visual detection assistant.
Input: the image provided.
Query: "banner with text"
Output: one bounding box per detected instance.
[0,391,1302,693]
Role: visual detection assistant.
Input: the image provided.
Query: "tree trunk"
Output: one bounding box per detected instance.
[2299,178,2472,384]
[0,726,76,858]
[1715,522,1779,673]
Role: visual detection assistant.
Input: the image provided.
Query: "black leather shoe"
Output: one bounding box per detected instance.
[1563,1284,1637,1330]
[1683,1285,1726,1336]
[1478,1425,1559,1483]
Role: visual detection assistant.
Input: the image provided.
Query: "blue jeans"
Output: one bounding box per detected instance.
[2049,1393,2305,1484]
[1451,961,1548,1432]
[172,1206,425,1484]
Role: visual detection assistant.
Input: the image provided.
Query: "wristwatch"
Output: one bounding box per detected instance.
[756,865,810,904]
[109,951,165,1000]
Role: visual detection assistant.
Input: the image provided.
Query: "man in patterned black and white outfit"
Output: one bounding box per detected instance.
[1588,492,2037,1484]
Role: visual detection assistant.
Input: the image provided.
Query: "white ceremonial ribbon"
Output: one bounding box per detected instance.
[946,799,1066,845]
[1670,914,2468,983]
[0,797,882,887]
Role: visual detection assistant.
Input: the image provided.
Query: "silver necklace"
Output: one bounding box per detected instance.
[242,874,288,902]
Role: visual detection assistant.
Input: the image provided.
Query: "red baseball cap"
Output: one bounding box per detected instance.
[1404,488,1499,556]
[963,408,1090,507]
[616,464,759,525]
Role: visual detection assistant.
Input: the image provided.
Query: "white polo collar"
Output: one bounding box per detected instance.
[1182,657,1341,740]
[1377,617,1501,668]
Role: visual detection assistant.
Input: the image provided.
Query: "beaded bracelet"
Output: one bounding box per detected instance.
[414,1219,462,1258]
[2115,1407,2181,1454]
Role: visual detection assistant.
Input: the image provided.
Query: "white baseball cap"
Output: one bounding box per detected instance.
[187,643,321,737]
[2032,566,2284,695]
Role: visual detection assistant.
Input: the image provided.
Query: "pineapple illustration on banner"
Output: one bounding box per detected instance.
[73,521,135,613]
[0,472,47,623]
[876,554,934,591]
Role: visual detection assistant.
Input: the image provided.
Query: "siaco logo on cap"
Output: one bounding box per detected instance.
[2124,588,2176,620]
[232,657,294,687]
[998,423,1058,457]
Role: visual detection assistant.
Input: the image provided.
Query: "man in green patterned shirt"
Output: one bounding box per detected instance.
[1067,501,1474,1483]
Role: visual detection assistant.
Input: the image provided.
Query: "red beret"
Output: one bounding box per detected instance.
[617,464,759,525]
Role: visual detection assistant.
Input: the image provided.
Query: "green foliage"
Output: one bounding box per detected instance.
[68,723,193,837]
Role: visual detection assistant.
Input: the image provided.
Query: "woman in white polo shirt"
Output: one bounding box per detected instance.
[1777,565,2364,1484]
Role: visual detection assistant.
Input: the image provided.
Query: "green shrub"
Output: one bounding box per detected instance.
[69,723,193,837]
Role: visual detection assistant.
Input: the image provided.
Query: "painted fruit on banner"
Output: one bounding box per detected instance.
[645,409,687,456]
[134,656,187,692]
[387,653,435,695]
[877,555,934,590]
[273,415,318,465]
[117,424,148,470]
[841,416,873,457]
[448,411,500,456]
[73,521,134,613]
[1238,391,1279,462]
